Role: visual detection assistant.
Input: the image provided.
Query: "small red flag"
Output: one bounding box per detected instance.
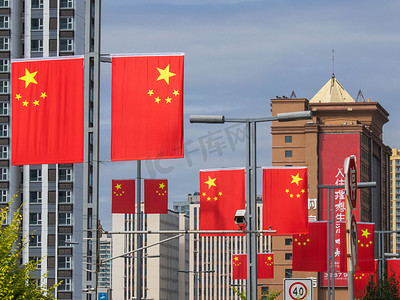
[293,221,327,272]
[232,254,247,280]
[263,168,308,235]
[200,169,245,236]
[112,180,135,214]
[11,57,84,165]
[111,54,184,161]
[354,262,377,299]
[356,223,375,272]
[258,253,274,279]
[144,179,168,214]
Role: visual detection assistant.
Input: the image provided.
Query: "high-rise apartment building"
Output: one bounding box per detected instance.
[112,208,189,300]
[0,1,101,299]
[267,75,391,299]
[390,148,400,253]
[98,233,112,294]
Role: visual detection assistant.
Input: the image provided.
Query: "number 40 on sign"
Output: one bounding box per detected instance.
[284,278,313,300]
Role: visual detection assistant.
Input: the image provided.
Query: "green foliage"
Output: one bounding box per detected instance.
[361,273,400,300]
[230,286,282,300]
[0,202,59,299]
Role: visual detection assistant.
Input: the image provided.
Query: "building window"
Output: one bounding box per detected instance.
[285,150,293,158]
[0,60,8,72]
[285,238,292,246]
[29,257,41,269]
[0,189,7,202]
[0,145,8,159]
[31,18,43,30]
[0,37,8,50]
[58,256,72,269]
[60,39,74,52]
[29,191,42,204]
[59,168,72,181]
[0,81,8,94]
[31,40,43,52]
[0,16,8,29]
[0,0,9,8]
[30,169,42,182]
[60,17,74,30]
[285,136,292,143]
[59,190,72,203]
[285,269,293,278]
[0,102,9,115]
[32,0,44,9]
[29,213,42,225]
[29,235,41,247]
[0,167,8,181]
[60,0,73,8]
[59,278,71,291]
[285,253,293,260]
[59,212,72,225]
[59,234,72,247]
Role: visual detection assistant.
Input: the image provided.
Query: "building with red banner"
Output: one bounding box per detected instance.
[266,74,391,299]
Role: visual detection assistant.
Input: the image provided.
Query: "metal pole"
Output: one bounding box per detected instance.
[136,161,142,300]
[331,188,335,298]
[327,188,332,300]
[194,272,198,300]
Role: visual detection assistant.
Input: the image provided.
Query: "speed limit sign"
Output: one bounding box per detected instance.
[284,278,313,300]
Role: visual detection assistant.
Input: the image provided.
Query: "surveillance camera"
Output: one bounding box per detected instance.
[234,209,247,225]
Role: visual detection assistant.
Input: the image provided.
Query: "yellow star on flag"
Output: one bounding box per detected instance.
[148,89,154,96]
[173,90,179,96]
[19,68,38,88]
[22,100,29,107]
[40,92,47,99]
[204,176,217,189]
[115,183,122,190]
[156,64,176,85]
[291,173,303,186]
[165,97,172,104]
[155,97,161,103]
[33,100,40,106]
[159,183,165,189]
[361,229,371,239]
[15,94,21,100]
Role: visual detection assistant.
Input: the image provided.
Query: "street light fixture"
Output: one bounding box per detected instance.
[190,110,312,300]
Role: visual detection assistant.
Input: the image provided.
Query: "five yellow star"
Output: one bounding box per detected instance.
[115,183,122,190]
[156,64,176,85]
[19,68,38,88]
[148,90,154,96]
[33,99,40,106]
[173,90,179,96]
[291,173,303,186]
[15,94,21,100]
[204,176,217,189]
[22,100,29,107]
[159,183,165,189]
[40,92,47,99]
[165,97,172,104]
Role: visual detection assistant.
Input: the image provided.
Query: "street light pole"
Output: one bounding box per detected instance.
[190,110,312,300]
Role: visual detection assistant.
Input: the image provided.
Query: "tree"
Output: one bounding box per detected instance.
[0,201,59,299]
[230,286,282,300]
[362,273,400,300]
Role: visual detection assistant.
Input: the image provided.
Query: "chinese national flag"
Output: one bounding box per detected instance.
[263,167,308,235]
[387,259,400,296]
[354,261,377,299]
[11,57,84,165]
[200,169,245,236]
[293,221,327,272]
[144,179,168,214]
[258,253,274,279]
[357,223,375,272]
[112,180,135,214]
[232,254,247,280]
[111,54,184,161]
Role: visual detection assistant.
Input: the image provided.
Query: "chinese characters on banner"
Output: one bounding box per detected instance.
[319,133,360,287]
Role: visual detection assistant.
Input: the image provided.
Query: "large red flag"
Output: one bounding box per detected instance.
[258,253,274,279]
[354,260,377,299]
[357,223,375,272]
[200,169,245,236]
[263,167,308,235]
[232,254,247,280]
[293,221,327,272]
[144,179,168,214]
[387,259,400,296]
[111,54,184,161]
[11,57,84,165]
[112,180,135,214]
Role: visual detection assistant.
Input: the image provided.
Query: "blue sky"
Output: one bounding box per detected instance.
[98,0,400,229]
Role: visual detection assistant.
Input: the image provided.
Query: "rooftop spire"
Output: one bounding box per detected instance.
[332,48,335,78]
